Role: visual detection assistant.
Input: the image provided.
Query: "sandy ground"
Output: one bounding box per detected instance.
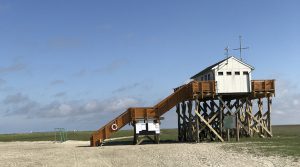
[0,141,299,167]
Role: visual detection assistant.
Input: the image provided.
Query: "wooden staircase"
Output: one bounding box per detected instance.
[90,81,216,146]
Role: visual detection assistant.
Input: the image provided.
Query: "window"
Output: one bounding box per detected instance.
[201,77,203,81]
[207,74,211,80]
[218,72,223,76]
[204,75,207,80]
[226,71,232,75]
[243,71,248,75]
[235,71,240,75]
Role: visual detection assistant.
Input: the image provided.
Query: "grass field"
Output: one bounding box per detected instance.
[0,125,299,157]
[228,125,300,157]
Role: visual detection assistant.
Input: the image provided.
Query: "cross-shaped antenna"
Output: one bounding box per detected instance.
[233,35,249,61]
[224,46,229,58]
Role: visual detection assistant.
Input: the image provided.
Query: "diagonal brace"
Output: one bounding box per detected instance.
[195,108,224,142]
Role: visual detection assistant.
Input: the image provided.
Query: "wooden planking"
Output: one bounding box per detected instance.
[154,81,216,117]
[252,80,275,92]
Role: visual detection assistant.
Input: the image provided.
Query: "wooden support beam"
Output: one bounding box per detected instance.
[154,134,160,144]
[187,100,193,141]
[257,98,263,134]
[176,103,181,141]
[181,102,187,141]
[245,109,273,137]
[237,119,250,135]
[227,129,230,141]
[267,97,272,136]
[194,104,224,142]
[236,112,240,142]
[199,112,218,132]
[223,100,232,113]
[251,111,269,128]
[195,100,200,143]
[218,97,234,115]
[219,100,223,136]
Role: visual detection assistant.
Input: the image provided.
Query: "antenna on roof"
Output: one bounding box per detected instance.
[233,35,249,61]
[224,46,229,59]
[224,46,230,64]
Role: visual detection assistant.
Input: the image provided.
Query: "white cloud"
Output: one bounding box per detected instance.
[94,59,128,74]
[53,92,66,97]
[48,37,82,49]
[0,79,6,86]
[272,79,300,124]
[2,93,142,119]
[112,82,141,93]
[50,80,64,85]
[0,63,26,74]
[84,100,98,112]
[3,93,29,104]
[73,69,87,77]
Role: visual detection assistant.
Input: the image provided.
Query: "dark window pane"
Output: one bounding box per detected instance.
[218,72,223,76]
[227,72,232,75]
[235,71,240,75]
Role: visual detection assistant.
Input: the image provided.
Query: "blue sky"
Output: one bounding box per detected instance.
[0,0,300,133]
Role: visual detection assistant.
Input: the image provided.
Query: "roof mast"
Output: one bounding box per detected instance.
[233,35,249,61]
[224,46,229,59]
[224,46,229,64]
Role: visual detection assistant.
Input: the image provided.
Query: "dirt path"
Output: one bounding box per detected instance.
[0,141,298,167]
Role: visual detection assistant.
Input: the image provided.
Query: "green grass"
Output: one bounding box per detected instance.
[0,125,299,158]
[0,129,178,142]
[0,131,93,142]
[225,125,300,157]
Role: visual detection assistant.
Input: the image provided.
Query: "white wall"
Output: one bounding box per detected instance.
[214,58,252,93]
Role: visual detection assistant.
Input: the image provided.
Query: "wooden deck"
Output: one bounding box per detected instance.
[252,80,275,97]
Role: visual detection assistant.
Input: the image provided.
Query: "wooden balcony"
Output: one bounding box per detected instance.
[252,80,275,97]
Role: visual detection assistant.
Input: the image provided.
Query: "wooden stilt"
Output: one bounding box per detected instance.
[219,100,223,138]
[227,129,230,141]
[195,100,200,143]
[133,123,137,144]
[236,112,240,142]
[267,97,272,137]
[258,98,263,135]
[187,100,193,141]
[174,87,274,144]
[194,100,224,142]
[176,104,181,141]
[181,102,187,141]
